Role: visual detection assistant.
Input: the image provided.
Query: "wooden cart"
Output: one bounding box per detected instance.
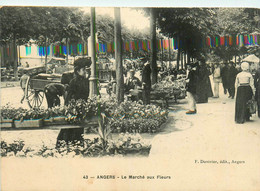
[23,66,62,108]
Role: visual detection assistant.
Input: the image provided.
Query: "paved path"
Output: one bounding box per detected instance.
[149,92,260,190]
[1,84,260,190]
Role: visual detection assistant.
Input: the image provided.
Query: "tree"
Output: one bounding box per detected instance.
[211,8,260,62]
[156,8,215,66]
[114,8,124,103]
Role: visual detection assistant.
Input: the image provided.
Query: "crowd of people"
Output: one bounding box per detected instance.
[19,57,260,144]
[185,60,260,125]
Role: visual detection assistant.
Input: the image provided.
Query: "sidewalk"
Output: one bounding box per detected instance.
[149,88,260,190]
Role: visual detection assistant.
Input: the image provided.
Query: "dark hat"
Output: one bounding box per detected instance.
[74,57,91,70]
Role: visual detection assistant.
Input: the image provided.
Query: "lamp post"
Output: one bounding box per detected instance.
[89,7,98,97]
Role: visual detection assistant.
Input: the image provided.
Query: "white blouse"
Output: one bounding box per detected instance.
[235,71,255,94]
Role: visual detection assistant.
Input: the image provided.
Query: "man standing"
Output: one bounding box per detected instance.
[254,63,260,118]
[56,58,91,147]
[186,62,198,114]
[213,63,221,98]
[221,63,229,95]
[141,58,151,105]
[227,62,238,99]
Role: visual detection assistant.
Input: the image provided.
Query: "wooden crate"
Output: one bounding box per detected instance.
[14,119,43,128]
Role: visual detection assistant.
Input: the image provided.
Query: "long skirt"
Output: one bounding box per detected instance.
[235,86,253,124]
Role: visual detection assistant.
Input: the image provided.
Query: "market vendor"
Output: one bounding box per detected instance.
[56,58,91,147]
[124,69,142,94]
[44,83,65,108]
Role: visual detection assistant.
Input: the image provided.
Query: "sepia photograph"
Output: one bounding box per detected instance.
[1,1,260,190]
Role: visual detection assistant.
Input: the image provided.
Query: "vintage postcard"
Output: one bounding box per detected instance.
[1,1,260,190]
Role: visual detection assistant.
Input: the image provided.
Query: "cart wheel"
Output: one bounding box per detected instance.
[25,79,44,108]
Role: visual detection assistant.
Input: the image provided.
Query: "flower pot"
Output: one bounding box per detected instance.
[0,119,14,128]
[43,116,68,126]
[14,119,43,128]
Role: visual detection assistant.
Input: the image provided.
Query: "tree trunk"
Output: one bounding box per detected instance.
[66,38,69,65]
[18,45,21,66]
[45,35,48,72]
[184,51,187,69]
[114,7,124,103]
[187,51,191,70]
[168,39,171,70]
[150,8,157,85]
[181,51,184,70]
[89,7,98,97]
[176,37,180,71]
[13,34,18,81]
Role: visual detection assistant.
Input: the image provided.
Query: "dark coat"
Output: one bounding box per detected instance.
[142,63,151,90]
[186,69,198,94]
[227,66,238,88]
[44,83,65,108]
[254,68,260,104]
[196,65,212,102]
[221,65,229,88]
[66,75,89,104]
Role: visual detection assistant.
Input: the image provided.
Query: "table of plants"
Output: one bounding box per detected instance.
[151,74,186,105]
[0,96,168,158]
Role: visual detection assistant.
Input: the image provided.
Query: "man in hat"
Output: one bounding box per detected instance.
[65,58,91,104]
[57,58,91,147]
[141,58,152,105]
[186,62,198,114]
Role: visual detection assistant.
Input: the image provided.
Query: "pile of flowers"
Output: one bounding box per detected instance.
[152,76,186,99]
[0,133,151,158]
[1,96,168,133]
[109,100,168,133]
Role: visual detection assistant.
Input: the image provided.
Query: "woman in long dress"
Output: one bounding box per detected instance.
[235,62,255,124]
[196,62,212,103]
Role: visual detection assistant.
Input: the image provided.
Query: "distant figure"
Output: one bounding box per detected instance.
[196,61,212,103]
[221,63,229,95]
[141,58,151,105]
[124,69,142,94]
[185,62,198,114]
[227,62,238,99]
[106,71,116,96]
[235,62,255,124]
[213,63,221,98]
[125,69,142,101]
[25,62,29,68]
[20,70,30,104]
[254,63,260,118]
